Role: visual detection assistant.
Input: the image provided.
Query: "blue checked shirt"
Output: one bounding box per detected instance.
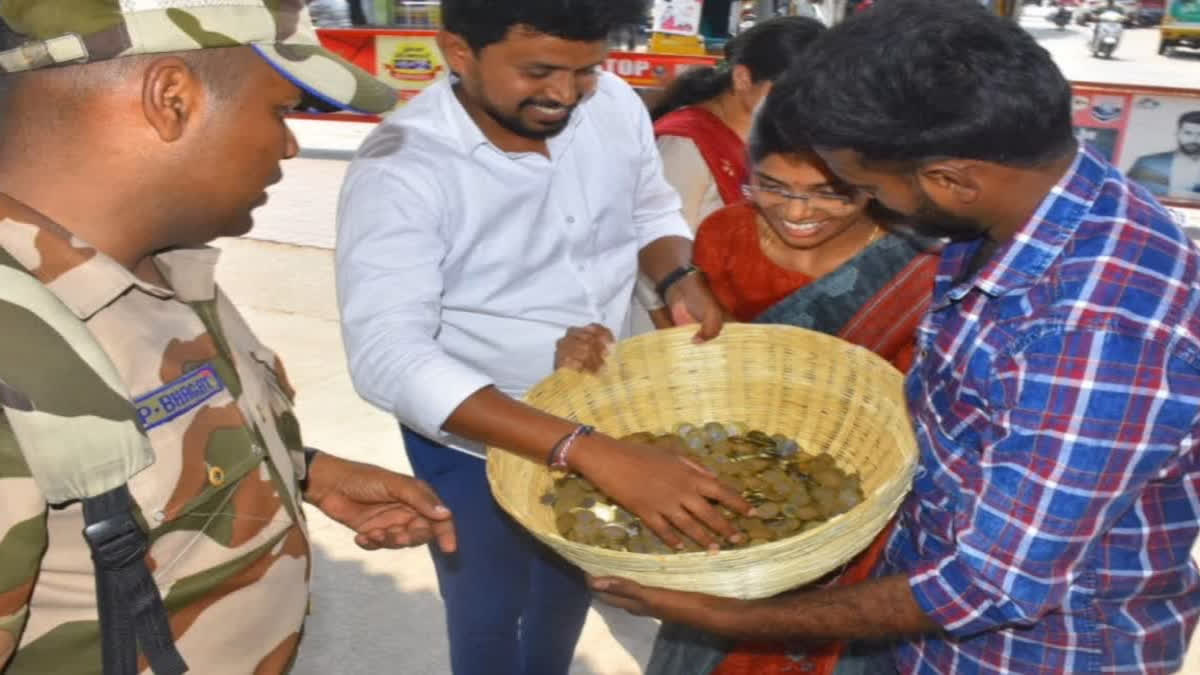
[884,147,1200,674]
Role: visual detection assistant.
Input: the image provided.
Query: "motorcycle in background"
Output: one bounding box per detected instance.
[1051,5,1074,28]
[1090,9,1125,57]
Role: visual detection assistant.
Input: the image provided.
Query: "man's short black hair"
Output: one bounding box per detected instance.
[441,0,650,51]
[1180,111,1200,128]
[767,0,1077,166]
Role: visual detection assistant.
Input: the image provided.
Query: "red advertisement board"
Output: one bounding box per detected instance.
[604,51,719,88]
[316,29,717,93]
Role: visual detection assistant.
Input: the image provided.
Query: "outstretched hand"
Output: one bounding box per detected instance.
[305,452,457,553]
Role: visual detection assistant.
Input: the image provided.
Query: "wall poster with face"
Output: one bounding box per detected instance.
[1119,93,1200,204]
[1068,85,1200,207]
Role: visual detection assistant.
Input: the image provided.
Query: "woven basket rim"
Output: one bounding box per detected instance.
[486,324,918,598]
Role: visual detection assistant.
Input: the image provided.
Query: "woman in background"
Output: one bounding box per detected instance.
[652,16,826,230]
[635,17,826,330]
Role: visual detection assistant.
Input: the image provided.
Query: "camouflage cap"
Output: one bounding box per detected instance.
[0,0,397,114]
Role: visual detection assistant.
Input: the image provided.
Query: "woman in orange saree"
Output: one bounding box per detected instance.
[647,105,940,675]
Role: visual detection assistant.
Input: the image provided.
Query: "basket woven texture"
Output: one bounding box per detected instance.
[486,323,919,599]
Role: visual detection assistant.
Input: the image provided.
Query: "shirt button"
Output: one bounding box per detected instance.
[566,216,576,224]
[152,510,166,524]
[208,465,226,488]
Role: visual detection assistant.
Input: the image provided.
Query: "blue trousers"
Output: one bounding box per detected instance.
[403,429,592,675]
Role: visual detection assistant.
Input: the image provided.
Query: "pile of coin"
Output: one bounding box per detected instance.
[540,422,864,553]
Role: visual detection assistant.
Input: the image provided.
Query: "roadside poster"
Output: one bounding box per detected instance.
[376,34,447,103]
[1120,93,1200,203]
[1072,88,1132,163]
[652,0,704,36]
[1066,86,1200,207]
[604,52,718,88]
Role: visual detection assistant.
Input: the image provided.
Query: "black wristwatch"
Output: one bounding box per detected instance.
[656,264,701,303]
[298,447,319,494]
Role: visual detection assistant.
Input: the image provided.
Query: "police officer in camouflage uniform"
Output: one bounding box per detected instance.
[0,2,456,673]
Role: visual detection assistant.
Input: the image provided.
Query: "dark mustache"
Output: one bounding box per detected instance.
[520,99,573,111]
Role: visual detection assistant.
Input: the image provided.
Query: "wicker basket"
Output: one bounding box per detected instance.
[486,323,919,599]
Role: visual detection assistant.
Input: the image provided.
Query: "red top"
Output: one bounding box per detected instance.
[694,202,813,322]
[653,106,749,207]
[694,201,938,372]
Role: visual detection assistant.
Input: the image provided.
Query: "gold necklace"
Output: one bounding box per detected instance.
[864,225,881,249]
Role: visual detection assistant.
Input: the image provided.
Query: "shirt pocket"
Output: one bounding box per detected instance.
[574,150,638,257]
[143,346,304,550]
[133,365,266,524]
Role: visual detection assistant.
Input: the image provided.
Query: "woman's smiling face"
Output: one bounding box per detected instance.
[745,152,869,250]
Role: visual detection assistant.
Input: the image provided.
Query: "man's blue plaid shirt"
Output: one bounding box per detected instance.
[886,146,1200,674]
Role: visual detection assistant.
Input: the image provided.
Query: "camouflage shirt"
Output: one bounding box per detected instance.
[0,198,311,674]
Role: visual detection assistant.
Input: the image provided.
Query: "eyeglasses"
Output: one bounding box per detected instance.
[741,184,863,216]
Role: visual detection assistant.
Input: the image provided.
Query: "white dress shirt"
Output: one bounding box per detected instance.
[1170,152,1200,198]
[336,72,691,457]
[632,136,726,322]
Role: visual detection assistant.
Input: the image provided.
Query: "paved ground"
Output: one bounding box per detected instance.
[227,22,1200,675]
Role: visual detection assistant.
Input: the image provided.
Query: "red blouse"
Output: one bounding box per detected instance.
[693,201,812,323]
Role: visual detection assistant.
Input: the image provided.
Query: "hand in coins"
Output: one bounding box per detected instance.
[548,426,864,553]
[569,434,755,551]
[555,323,615,373]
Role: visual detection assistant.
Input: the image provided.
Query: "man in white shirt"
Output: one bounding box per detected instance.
[336,1,752,673]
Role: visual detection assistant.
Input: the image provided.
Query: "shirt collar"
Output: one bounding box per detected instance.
[154,247,221,304]
[934,145,1104,307]
[437,78,491,154]
[0,196,220,320]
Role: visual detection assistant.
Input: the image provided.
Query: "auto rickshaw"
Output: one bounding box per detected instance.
[1159,0,1200,54]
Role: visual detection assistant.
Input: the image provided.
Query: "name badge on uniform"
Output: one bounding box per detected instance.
[134,364,226,431]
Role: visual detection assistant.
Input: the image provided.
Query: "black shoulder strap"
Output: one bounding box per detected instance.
[82,486,188,675]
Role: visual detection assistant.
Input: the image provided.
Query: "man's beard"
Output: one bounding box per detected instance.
[481,97,575,141]
[869,192,986,242]
[1180,142,1200,158]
